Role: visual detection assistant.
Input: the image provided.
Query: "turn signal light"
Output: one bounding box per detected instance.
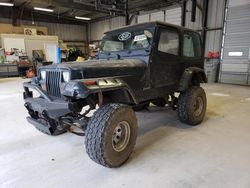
[83,80,97,86]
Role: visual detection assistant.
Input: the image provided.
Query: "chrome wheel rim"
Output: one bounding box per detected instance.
[194,96,203,117]
[112,121,131,152]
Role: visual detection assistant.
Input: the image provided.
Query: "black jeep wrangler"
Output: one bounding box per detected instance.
[23,21,207,168]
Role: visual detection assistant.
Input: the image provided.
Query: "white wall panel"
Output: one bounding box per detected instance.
[90,19,110,41]
[110,16,126,30]
[137,14,150,23]
[183,0,225,57]
[204,0,225,55]
[185,0,203,30]
[0,18,86,42]
[165,7,182,26]
[39,22,86,41]
[90,16,126,41]
[150,11,164,22]
[137,6,182,25]
[228,0,250,7]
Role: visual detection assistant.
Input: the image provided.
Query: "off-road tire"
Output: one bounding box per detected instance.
[177,86,206,125]
[85,103,138,167]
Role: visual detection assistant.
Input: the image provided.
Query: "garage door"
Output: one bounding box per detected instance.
[137,7,181,26]
[219,0,250,85]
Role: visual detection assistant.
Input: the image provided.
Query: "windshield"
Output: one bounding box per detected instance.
[100,28,154,52]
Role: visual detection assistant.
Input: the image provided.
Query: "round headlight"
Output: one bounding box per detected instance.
[63,72,70,82]
[40,70,46,80]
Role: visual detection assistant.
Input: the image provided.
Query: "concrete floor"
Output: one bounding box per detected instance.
[0,77,250,188]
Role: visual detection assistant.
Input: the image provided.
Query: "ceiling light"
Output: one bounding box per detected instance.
[75,16,91,21]
[0,2,14,6]
[34,7,54,12]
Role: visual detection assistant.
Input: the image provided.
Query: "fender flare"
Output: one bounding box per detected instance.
[178,67,207,91]
[61,79,138,104]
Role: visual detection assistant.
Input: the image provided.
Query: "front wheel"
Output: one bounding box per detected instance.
[85,103,138,167]
[177,86,207,125]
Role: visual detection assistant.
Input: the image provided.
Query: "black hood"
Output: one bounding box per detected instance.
[44,59,147,79]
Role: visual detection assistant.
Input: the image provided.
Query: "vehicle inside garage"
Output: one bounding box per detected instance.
[0,0,250,187]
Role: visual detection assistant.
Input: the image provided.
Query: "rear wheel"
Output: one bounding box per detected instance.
[85,103,138,167]
[177,86,206,125]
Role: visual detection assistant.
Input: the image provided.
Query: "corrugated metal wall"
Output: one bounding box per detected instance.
[89,6,182,41]
[39,22,86,41]
[90,16,125,41]
[137,6,181,25]
[165,7,182,26]
[184,0,225,56]
[137,14,150,23]
[89,19,110,41]
[150,11,164,22]
[205,0,225,55]
[21,20,86,42]
[0,18,86,42]
[185,0,203,30]
[110,16,126,30]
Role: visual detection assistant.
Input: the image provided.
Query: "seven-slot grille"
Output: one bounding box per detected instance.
[45,70,62,98]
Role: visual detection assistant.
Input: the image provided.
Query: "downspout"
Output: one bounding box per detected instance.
[191,0,197,22]
[201,0,209,49]
[125,0,129,25]
[182,1,186,27]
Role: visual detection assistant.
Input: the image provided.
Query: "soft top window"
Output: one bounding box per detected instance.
[183,31,201,58]
[158,29,179,55]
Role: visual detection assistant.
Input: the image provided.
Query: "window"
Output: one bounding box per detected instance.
[183,32,201,58]
[101,28,154,52]
[228,52,243,56]
[158,30,179,55]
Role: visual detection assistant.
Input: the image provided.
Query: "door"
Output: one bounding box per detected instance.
[220,0,250,85]
[151,27,180,87]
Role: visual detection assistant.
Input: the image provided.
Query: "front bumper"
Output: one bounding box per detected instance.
[23,82,71,119]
